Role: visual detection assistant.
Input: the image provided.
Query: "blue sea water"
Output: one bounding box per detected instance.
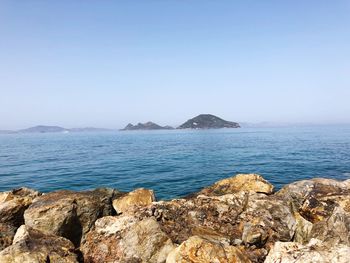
[0,126,350,200]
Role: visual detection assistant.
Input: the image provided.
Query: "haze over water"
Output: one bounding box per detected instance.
[1,126,349,199]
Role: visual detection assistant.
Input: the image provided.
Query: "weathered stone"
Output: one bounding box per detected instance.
[196,174,274,197]
[81,215,174,263]
[0,188,40,227]
[264,239,350,263]
[276,178,350,217]
[0,223,16,251]
[309,206,350,247]
[133,191,295,262]
[293,212,313,244]
[24,188,123,246]
[113,188,155,214]
[166,235,251,263]
[0,225,79,263]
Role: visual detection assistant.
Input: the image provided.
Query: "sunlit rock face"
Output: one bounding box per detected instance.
[0,174,350,262]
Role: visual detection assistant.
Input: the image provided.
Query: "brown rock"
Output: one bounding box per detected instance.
[113,188,155,214]
[81,215,174,263]
[0,225,79,263]
[0,188,40,227]
[264,239,350,263]
[166,235,251,263]
[197,174,274,196]
[24,188,123,246]
[0,223,16,251]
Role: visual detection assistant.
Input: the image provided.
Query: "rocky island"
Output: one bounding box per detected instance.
[0,173,349,262]
[121,122,174,131]
[178,114,240,129]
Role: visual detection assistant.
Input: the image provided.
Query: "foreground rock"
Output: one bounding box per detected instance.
[24,188,123,246]
[134,191,295,262]
[0,187,40,227]
[265,239,350,263]
[0,223,16,251]
[81,215,174,263]
[1,173,350,262]
[113,188,155,214]
[196,173,274,196]
[166,236,251,263]
[0,225,79,263]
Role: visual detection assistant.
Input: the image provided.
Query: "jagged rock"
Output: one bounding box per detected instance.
[0,225,79,263]
[134,191,294,262]
[166,235,251,263]
[81,215,175,263]
[0,223,16,251]
[24,188,123,246]
[0,188,40,227]
[293,212,313,244]
[276,178,350,218]
[196,174,274,196]
[264,239,350,263]
[113,188,155,214]
[309,206,350,246]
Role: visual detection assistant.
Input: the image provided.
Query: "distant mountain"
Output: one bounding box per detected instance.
[0,130,15,134]
[177,114,240,129]
[18,125,68,133]
[121,122,174,131]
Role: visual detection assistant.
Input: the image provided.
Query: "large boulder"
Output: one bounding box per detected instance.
[196,174,274,197]
[0,188,40,227]
[113,188,155,214]
[166,236,251,263]
[24,188,123,246]
[264,239,350,263]
[0,225,79,263]
[81,215,175,263]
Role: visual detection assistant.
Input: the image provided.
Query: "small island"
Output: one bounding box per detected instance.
[177,114,240,129]
[121,122,174,131]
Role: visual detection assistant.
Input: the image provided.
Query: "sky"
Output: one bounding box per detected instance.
[0,1,349,129]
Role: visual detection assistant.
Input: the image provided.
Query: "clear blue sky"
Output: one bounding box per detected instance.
[1,1,349,129]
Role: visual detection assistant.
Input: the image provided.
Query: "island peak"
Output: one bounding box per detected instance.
[177,114,240,129]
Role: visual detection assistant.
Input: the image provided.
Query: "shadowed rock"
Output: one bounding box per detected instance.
[0,225,79,263]
[24,188,124,246]
[0,188,41,227]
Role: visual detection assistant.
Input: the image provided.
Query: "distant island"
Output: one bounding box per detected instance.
[121,122,174,131]
[0,126,114,134]
[177,114,240,129]
[1,114,240,134]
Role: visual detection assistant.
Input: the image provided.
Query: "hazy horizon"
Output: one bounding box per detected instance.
[1,1,350,130]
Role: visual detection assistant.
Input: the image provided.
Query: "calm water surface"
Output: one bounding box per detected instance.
[0,126,350,199]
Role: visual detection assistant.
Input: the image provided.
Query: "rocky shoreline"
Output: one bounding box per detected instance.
[0,174,349,262]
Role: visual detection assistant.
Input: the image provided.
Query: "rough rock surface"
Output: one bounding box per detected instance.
[0,225,79,263]
[0,187,40,227]
[166,235,251,263]
[81,215,175,263]
[0,223,16,251]
[1,174,350,262]
[24,188,123,246]
[196,174,274,196]
[134,190,295,262]
[113,188,155,214]
[264,239,350,263]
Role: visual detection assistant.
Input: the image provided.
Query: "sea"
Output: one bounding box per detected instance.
[0,126,350,200]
